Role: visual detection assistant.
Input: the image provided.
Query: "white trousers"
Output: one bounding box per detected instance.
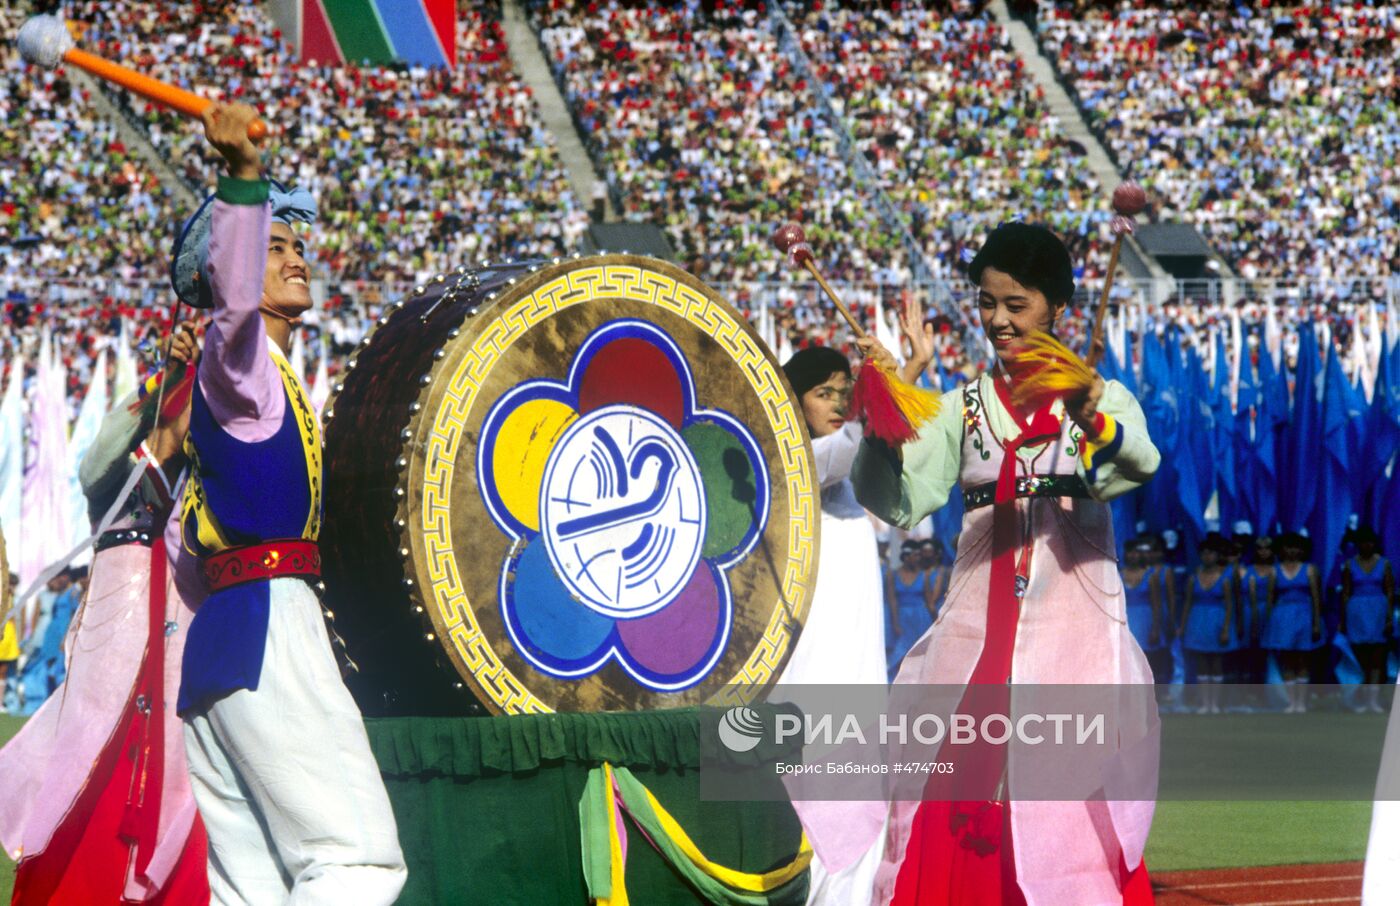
[183,580,407,905]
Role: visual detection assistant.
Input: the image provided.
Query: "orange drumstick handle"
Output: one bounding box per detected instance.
[63,47,268,141]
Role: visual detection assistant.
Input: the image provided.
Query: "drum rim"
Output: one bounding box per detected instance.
[327,253,821,715]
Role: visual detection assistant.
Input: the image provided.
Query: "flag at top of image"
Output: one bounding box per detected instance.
[299,0,457,67]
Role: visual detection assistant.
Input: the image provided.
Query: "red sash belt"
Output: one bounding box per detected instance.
[202,540,321,592]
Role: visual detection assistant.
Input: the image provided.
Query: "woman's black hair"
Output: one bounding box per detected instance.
[1278,531,1312,560]
[1343,525,1380,549]
[1199,531,1232,555]
[783,346,851,399]
[967,222,1076,307]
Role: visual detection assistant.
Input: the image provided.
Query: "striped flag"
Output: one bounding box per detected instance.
[301,0,457,67]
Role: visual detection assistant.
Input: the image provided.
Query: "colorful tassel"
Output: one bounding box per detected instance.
[850,359,941,446]
[126,361,195,427]
[1004,331,1097,412]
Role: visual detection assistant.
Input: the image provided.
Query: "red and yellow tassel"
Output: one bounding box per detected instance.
[1004,331,1097,412]
[850,359,941,446]
[127,360,195,427]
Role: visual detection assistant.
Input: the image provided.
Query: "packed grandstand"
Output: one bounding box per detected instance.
[1,0,1397,410]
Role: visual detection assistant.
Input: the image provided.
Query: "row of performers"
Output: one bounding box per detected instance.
[886,526,1397,710]
[0,99,1394,906]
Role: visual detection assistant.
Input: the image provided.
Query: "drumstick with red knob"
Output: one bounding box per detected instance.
[1006,181,1148,411]
[1085,180,1147,367]
[17,15,269,142]
[772,223,866,338]
[771,222,939,446]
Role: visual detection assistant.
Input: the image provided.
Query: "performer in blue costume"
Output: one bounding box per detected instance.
[13,569,81,715]
[1122,536,1170,683]
[1179,533,1240,714]
[1341,525,1395,713]
[885,540,943,679]
[1236,533,1274,686]
[1261,531,1323,713]
[167,102,405,904]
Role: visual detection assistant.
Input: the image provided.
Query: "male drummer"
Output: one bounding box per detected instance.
[166,101,406,904]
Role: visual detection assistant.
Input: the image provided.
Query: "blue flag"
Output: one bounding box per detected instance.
[1234,333,1263,530]
[1363,340,1400,528]
[1255,338,1289,535]
[1280,325,1322,532]
[1309,342,1361,583]
[1098,335,1141,556]
[1211,330,1239,529]
[1174,340,1211,556]
[1137,331,1179,535]
[1380,448,1400,569]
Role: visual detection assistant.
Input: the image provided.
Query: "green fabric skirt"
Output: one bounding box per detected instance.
[367,708,807,905]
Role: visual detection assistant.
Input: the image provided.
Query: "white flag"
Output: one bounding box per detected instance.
[1229,307,1242,408]
[310,337,331,420]
[874,298,904,367]
[112,317,138,404]
[1264,299,1282,369]
[67,349,109,556]
[18,330,73,590]
[0,348,24,532]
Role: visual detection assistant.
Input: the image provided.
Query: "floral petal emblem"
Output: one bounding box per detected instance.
[479,320,768,691]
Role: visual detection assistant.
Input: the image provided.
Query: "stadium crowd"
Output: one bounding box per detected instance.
[784,0,1116,282]
[65,0,589,285]
[0,0,1388,422]
[0,6,182,304]
[528,0,915,286]
[1034,0,1400,282]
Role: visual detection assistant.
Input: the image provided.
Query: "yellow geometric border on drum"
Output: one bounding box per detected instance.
[417,262,817,715]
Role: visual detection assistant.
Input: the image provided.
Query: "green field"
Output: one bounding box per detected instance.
[1147,800,1371,871]
[1,714,24,901]
[0,713,1378,898]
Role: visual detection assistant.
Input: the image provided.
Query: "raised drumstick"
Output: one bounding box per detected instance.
[17,15,269,142]
[1087,181,1147,366]
[772,223,864,337]
[771,222,940,445]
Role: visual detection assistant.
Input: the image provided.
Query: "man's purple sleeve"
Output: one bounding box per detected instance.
[199,198,284,442]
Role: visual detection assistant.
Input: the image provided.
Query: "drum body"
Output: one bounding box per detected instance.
[322,255,819,715]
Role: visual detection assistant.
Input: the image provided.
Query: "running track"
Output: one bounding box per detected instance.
[1153,862,1363,906]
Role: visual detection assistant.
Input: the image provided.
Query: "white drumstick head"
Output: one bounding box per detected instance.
[17,15,74,69]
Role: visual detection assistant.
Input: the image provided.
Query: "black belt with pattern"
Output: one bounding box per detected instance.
[94,527,157,552]
[962,475,1091,511]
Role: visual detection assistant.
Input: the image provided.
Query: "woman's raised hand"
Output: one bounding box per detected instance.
[856,335,897,373]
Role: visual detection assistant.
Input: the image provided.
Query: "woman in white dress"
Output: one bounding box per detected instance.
[775,323,934,906]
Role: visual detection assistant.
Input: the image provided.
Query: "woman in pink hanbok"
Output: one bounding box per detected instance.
[852,224,1161,906]
[0,326,207,905]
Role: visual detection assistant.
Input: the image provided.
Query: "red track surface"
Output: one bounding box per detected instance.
[1153,862,1363,906]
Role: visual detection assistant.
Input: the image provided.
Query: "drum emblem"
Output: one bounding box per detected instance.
[478,319,769,691]
[540,407,706,619]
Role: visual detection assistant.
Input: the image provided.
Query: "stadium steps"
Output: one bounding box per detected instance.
[766,4,940,293]
[71,69,199,211]
[500,0,615,222]
[989,0,1175,287]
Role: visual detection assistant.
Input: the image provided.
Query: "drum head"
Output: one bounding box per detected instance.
[324,255,819,714]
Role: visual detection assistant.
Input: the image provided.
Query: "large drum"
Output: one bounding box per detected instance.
[322,255,820,716]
